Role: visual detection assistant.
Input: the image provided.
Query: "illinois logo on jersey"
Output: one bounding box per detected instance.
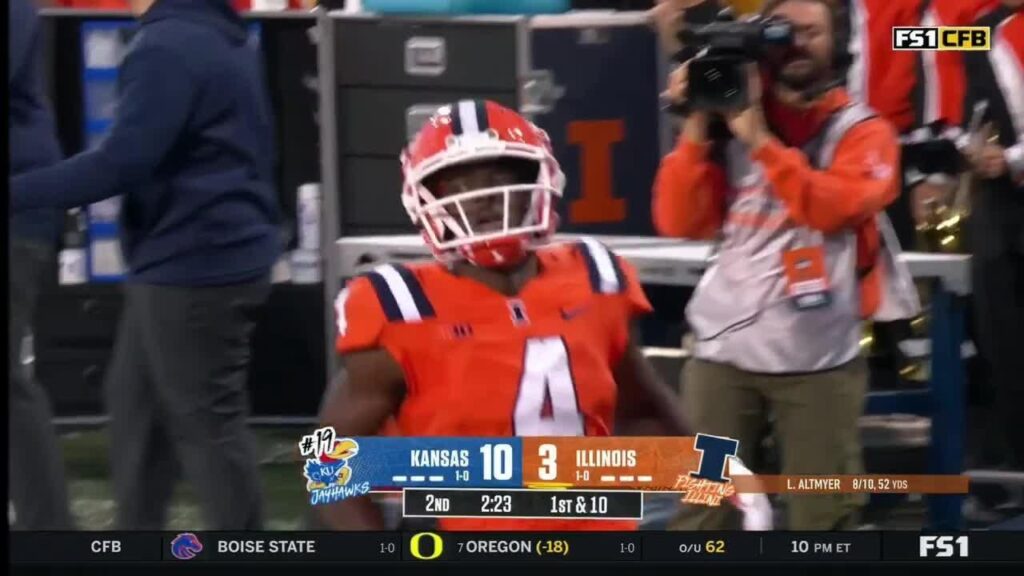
[298,426,371,505]
[508,299,530,326]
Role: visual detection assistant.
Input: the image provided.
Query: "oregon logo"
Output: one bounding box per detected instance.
[409,532,444,561]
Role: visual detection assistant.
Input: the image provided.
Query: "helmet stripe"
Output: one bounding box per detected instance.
[450,101,463,135]
[474,100,490,132]
[457,100,480,135]
[450,99,490,136]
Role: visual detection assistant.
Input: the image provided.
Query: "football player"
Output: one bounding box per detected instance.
[318,100,759,531]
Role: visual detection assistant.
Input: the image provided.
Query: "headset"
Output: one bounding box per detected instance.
[759,0,854,87]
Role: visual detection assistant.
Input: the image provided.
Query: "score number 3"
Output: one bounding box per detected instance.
[539,443,558,481]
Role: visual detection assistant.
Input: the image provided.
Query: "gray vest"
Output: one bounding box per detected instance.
[687,104,903,373]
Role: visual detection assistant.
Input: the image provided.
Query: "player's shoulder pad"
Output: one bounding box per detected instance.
[572,237,629,296]
[355,262,437,323]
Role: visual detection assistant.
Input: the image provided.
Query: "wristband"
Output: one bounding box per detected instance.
[1005,143,1024,181]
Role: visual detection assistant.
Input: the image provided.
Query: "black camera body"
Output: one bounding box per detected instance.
[676,11,793,112]
[901,122,970,178]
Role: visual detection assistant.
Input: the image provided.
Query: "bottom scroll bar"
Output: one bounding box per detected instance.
[643,532,761,561]
[403,531,643,562]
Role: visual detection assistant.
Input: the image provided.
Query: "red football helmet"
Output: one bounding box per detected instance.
[401,100,565,268]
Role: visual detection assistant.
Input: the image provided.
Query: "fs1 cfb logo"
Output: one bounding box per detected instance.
[893,27,991,51]
[919,535,969,558]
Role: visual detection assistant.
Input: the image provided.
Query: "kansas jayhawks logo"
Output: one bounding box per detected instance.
[300,433,372,505]
[303,438,359,491]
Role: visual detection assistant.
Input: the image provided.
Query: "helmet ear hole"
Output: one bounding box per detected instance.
[422,172,443,196]
[507,158,541,185]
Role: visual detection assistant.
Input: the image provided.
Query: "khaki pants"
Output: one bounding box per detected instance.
[670,357,868,531]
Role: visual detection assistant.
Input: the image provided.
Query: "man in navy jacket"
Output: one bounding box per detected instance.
[9,0,74,531]
[11,0,282,529]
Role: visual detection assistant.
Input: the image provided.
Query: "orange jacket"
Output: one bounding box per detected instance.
[847,0,921,132]
[920,0,1000,126]
[651,89,900,317]
[847,0,997,129]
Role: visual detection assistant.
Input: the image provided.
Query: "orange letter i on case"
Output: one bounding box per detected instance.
[567,120,627,224]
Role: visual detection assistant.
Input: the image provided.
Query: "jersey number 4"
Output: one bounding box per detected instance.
[513,337,585,436]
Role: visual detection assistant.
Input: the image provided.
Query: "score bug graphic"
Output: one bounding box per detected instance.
[521,434,740,495]
[314,434,751,494]
[306,434,767,516]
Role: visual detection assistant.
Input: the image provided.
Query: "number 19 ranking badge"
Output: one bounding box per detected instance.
[298,426,371,506]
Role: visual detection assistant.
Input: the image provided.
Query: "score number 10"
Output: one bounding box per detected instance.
[479,443,562,482]
[480,444,515,481]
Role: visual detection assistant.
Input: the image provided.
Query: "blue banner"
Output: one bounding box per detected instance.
[307,437,524,491]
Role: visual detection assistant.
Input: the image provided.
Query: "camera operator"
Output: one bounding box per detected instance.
[653,0,902,530]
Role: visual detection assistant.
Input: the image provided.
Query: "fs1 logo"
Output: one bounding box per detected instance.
[919,535,969,558]
[893,27,991,51]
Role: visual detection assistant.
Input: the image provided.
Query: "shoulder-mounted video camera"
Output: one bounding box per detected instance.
[675,9,793,112]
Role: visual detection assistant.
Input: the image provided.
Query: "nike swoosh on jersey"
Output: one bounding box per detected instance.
[560,305,590,320]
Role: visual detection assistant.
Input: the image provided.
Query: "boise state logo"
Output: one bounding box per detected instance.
[299,427,372,505]
[171,533,203,560]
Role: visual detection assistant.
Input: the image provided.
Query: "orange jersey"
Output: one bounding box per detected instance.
[846,0,922,132]
[336,239,652,531]
[918,0,1000,126]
